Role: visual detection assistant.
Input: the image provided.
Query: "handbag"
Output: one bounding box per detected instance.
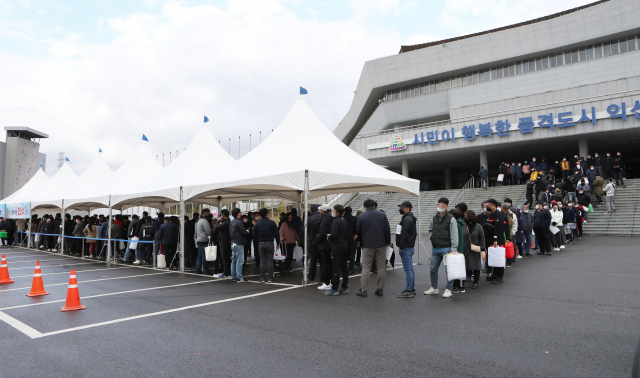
[292,245,303,260]
[467,226,481,252]
[205,241,217,261]
[273,244,286,261]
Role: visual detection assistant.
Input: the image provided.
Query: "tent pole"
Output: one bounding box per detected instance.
[179,187,185,273]
[107,197,112,262]
[303,170,309,287]
[27,201,32,249]
[417,194,422,265]
[60,200,65,254]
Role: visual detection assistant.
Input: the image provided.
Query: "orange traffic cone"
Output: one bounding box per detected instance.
[60,269,86,312]
[26,261,49,297]
[0,254,14,285]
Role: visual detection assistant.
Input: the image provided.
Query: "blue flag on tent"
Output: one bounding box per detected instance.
[40,164,43,168]
[65,157,70,161]
[300,86,308,95]
[142,134,149,142]
[204,116,209,123]
[99,148,103,153]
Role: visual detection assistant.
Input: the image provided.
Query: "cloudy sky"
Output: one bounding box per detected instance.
[0,0,594,175]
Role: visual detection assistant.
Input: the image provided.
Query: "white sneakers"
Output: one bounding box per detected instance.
[318,283,331,290]
[560,245,565,249]
[442,289,452,298]
[516,255,523,259]
[132,260,140,265]
[424,287,438,295]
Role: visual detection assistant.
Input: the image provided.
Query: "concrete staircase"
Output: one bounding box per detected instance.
[339,179,640,236]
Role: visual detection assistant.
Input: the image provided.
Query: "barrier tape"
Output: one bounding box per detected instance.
[16,231,154,243]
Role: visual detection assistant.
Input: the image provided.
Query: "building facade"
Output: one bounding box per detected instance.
[1,127,48,199]
[335,0,640,189]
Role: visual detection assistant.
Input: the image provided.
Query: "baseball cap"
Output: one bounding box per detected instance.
[310,204,318,212]
[397,201,413,209]
[320,204,331,212]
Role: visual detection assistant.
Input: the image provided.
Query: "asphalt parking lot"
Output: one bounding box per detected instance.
[0,235,638,377]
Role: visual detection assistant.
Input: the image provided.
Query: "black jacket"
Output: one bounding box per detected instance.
[328,216,348,252]
[53,217,62,235]
[315,212,334,251]
[184,219,196,247]
[156,222,179,244]
[252,218,280,244]
[355,207,391,249]
[485,210,506,245]
[577,191,591,207]
[3,219,15,232]
[533,208,551,228]
[64,219,75,236]
[605,155,615,171]
[396,211,417,250]
[305,211,322,244]
[343,213,357,240]
[215,218,231,250]
[229,218,247,245]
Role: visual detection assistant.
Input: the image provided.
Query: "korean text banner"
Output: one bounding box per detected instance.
[6,202,30,219]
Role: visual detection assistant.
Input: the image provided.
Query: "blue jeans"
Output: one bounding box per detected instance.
[430,248,453,291]
[481,177,488,188]
[399,247,415,292]
[523,232,532,254]
[231,244,244,280]
[124,240,134,261]
[567,191,577,203]
[195,242,211,275]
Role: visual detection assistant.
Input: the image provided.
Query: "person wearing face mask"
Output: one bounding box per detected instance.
[613,156,624,187]
[510,162,517,186]
[539,158,549,177]
[617,152,626,186]
[549,202,564,251]
[479,165,489,190]
[592,174,604,207]
[561,157,570,179]
[553,160,562,178]
[562,202,575,244]
[575,202,586,239]
[355,199,391,297]
[605,152,615,180]
[530,157,538,171]
[424,197,459,296]
[252,213,263,268]
[325,205,349,296]
[279,212,298,274]
[195,209,212,275]
[603,177,616,214]
[396,201,417,298]
[577,178,590,193]
[533,201,552,255]
[515,162,523,185]
[586,165,597,190]
[593,153,603,178]
[520,204,534,256]
[499,162,508,186]
[314,204,335,290]
[522,161,531,179]
[524,180,535,208]
[563,176,577,204]
[482,199,506,283]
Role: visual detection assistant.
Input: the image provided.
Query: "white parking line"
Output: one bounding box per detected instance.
[41,286,297,339]
[0,272,171,292]
[0,310,43,338]
[9,266,135,279]
[8,261,103,270]
[0,276,232,310]
[4,257,79,264]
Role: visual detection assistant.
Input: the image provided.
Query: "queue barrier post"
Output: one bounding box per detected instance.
[82,236,85,259]
[153,240,157,268]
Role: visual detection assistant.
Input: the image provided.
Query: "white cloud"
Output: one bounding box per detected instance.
[18,0,31,9]
[0,0,403,174]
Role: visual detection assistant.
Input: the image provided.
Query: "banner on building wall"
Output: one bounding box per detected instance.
[0,204,5,218]
[6,202,30,219]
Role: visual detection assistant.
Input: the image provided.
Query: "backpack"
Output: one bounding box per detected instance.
[141,224,154,239]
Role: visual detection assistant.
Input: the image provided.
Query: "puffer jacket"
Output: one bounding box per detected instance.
[305,211,322,245]
[215,218,231,246]
[314,212,334,251]
[550,209,563,226]
[355,208,391,248]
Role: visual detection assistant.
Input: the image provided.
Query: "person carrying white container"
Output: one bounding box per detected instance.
[424,197,458,299]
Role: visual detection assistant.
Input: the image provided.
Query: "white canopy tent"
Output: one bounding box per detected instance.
[62,142,163,261]
[182,98,420,285]
[0,167,49,205]
[25,162,77,212]
[31,153,114,211]
[111,126,236,209]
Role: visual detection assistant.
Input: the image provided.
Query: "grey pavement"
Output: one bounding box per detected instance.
[0,235,638,377]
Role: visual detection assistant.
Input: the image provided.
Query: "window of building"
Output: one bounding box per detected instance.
[579,48,587,62]
[477,70,484,82]
[604,42,611,56]
[430,81,435,92]
[442,78,450,89]
[620,38,628,53]
[541,57,549,70]
[594,43,602,58]
[451,77,458,88]
[471,71,477,83]
[571,50,578,64]
[401,88,406,98]
[457,76,463,87]
[522,61,529,73]
[462,75,468,85]
[496,66,503,78]
[386,90,392,101]
[557,53,564,66]
[549,54,557,68]
[507,63,515,76]
[534,58,541,71]
[628,37,637,51]
[516,61,522,74]
[436,79,441,91]
[586,45,593,60]
[611,40,619,55]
